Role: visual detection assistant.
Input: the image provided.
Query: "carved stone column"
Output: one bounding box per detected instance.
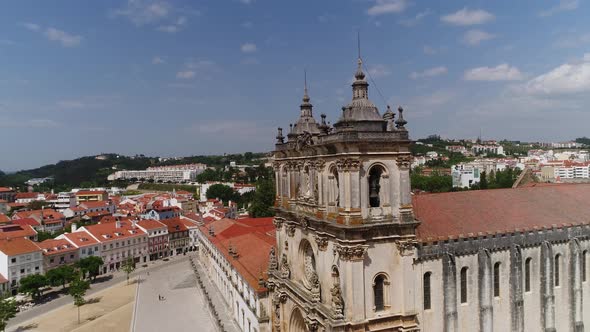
[510,244,524,332]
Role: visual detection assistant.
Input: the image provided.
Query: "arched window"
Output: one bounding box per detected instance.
[329,166,340,207]
[460,267,468,303]
[525,257,532,292]
[555,254,560,287]
[374,275,385,311]
[423,272,431,310]
[368,166,385,207]
[583,251,587,282]
[493,262,501,297]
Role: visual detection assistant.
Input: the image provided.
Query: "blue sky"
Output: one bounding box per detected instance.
[1,0,589,171]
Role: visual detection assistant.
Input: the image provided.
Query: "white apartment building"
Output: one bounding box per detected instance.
[0,238,43,292]
[452,165,481,188]
[47,192,77,211]
[471,144,505,156]
[554,163,590,180]
[110,164,207,183]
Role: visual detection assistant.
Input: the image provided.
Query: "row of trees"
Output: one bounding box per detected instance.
[472,168,521,190]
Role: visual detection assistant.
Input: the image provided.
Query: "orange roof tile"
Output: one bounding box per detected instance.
[0,238,41,256]
[62,231,99,247]
[0,214,10,223]
[38,239,77,255]
[0,224,37,240]
[414,183,590,242]
[82,219,145,242]
[161,217,188,233]
[136,219,167,230]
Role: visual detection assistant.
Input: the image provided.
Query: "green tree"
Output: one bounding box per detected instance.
[0,298,17,332]
[19,274,48,300]
[69,276,90,324]
[76,256,104,281]
[46,265,77,289]
[196,168,222,183]
[248,178,276,218]
[480,171,488,189]
[27,200,52,211]
[205,184,236,203]
[121,258,136,285]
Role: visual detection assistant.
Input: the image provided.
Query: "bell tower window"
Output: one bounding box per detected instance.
[369,166,385,207]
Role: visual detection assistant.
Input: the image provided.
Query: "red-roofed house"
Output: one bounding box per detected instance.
[56,228,101,261]
[0,224,37,241]
[37,239,79,271]
[0,237,43,292]
[12,208,65,233]
[12,218,42,231]
[0,214,10,224]
[0,188,15,203]
[78,219,148,273]
[136,219,169,261]
[195,217,275,332]
[160,217,189,256]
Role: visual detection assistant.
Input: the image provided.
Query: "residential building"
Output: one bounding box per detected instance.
[136,219,169,261]
[57,228,101,261]
[196,217,275,332]
[0,214,10,224]
[12,208,65,233]
[142,206,181,221]
[161,217,189,256]
[12,218,42,232]
[75,190,108,204]
[0,188,15,203]
[78,219,148,273]
[471,144,505,156]
[0,224,37,241]
[48,192,76,211]
[0,238,43,293]
[14,192,46,204]
[109,163,207,183]
[37,239,79,271]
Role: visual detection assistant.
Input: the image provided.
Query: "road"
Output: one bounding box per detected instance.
[7,255,191,331]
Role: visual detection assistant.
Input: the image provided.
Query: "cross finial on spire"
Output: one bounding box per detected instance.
[304,68,308,95]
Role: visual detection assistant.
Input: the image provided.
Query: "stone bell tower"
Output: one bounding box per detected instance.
[266,53,420,332]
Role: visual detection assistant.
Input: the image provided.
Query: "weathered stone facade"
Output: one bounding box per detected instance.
[268,56,420,332]
[267,53,590,332]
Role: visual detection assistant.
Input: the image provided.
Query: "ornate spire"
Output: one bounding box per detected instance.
[300,70,313,116]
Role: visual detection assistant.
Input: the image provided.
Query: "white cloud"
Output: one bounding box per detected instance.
[241,43,257,53]
[152,56,165,64]
[239,0,254,4]
[463,29,496,46]
[157,16,187,33]
[423,45,437,55]
[410,66,448,79]
[44,28,82,47]
[464,64,524,81]
[519,54,590,95]
[539,0,579,17]
[553,32,590,48]
[441,8,495,26]
[111,0,171,25]
[176,70,195,79]
[367,0,408,16]
[367,64,391,78]
[21,22,40,31]
[398,10,432,27]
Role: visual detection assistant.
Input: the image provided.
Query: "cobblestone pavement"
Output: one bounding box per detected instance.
[132,257,217,332]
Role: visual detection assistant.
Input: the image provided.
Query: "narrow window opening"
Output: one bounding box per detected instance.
[583,251,587,282]
[555,254,560,287]
[374,275,385,311]
[460,267,468,303]
[423,272,431,310]
[493,262,501,297]
[525,258,532,292]
[368,166,383,207]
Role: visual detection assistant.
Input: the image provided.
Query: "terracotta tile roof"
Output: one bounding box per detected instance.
[13,209,64,221]
[414,183,590,242]
[84,210,112,218]
[161,217,188,233]
[0,238,41,256]
[136,219,167,230]
[0,214,9,223]
[15,192,40,199]
[0,273,7,284]
[199,217,275,293]
[0,224,37,240]
[12,218,41,227]
[79,201,111,209]
[38,239,77,255]
[61,231,99,247]
[81,219,145,242]
[0,187,13,193]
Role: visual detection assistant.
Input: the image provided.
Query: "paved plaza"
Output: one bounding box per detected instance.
[132,258,217,332]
